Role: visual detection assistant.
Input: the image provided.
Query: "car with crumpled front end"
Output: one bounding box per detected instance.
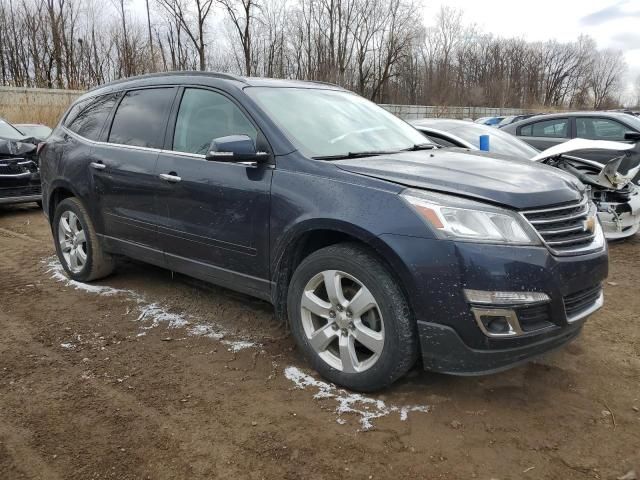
[40,73,608,391]
[412,118,640,240]
[0,118,42,206]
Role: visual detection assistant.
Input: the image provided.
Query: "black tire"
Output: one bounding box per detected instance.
[287,243,418,392]
[53,197,115,282]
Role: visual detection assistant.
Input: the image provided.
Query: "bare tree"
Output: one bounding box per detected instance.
[589,49,626,109]
[157,0,214,70]
[217,0,258,76]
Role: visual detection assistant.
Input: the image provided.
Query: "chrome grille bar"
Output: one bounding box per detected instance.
[520,195,602,255]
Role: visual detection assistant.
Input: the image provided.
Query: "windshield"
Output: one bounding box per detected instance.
[622,114,640,132]
[245,87,431,158]
[444,121,539,158]
[0,119,24,140]
[17,125,52,138]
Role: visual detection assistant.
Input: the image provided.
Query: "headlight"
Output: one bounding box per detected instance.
[401,189,540,245]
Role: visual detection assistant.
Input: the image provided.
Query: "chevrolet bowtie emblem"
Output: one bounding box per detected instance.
[583,217,596,233]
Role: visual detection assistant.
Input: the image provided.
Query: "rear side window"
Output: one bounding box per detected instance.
[108,88,175,148]
[172,88,258,154]
[576,117,628,141]
[65,94,119,141]
[520,118,568,138]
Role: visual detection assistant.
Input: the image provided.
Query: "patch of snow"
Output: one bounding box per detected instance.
[60,342,75,349]
[137,303,190,329]
[284,366,430,430]
[188,324,225,340]
[222,340,256,352]
[43,256,259,351]
[46,258,136,297]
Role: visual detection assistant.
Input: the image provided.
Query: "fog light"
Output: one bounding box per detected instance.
[471,308,522,337]
[464,289,549,305]
[482,315,510,334]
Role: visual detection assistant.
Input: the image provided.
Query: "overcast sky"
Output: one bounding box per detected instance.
[131,0,640,101]
[423,0,640,101]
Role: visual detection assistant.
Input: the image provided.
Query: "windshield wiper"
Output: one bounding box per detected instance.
[402,143,438,151]
[312,151,391,161]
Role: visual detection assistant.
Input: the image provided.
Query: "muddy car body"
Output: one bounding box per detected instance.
[412,119,640,240]
[40,73,608,391]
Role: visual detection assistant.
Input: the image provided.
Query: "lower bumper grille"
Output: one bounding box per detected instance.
[564,284,602,320]
[0,184,42,198]
[517,304,553,332]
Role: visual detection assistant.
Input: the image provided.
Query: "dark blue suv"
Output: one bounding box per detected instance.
[40,73,608,391]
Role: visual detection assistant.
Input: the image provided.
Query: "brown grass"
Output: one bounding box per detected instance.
[0,88,81,127]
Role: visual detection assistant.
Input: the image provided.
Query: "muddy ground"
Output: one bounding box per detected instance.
[0,203,638,480]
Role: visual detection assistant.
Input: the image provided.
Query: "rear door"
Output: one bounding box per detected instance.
[91,87,177,250]
[155,87,273,298]
[516,117,570,150]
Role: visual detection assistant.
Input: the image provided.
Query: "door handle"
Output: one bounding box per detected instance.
[90,161,106,170]
[159,173,182,183]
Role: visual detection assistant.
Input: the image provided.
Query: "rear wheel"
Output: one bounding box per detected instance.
[287,243,418,392]
[53,197,114,282]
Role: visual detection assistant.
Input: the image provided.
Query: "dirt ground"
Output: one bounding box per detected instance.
[0,203,639,480]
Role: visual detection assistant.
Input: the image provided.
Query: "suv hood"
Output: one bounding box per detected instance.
[335,149,584,209]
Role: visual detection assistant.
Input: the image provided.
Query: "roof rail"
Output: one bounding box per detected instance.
[88,71,247,92]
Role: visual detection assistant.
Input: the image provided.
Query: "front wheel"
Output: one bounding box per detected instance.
[287,243,418,392]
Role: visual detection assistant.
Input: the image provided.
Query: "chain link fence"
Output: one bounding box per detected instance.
[379,104,528,120]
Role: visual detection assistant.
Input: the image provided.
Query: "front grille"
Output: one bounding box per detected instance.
[521,197,598,254]
[564,284,602,319]
[0,164,29,175]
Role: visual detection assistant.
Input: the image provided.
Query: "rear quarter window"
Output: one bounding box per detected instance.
[65,93,120,141]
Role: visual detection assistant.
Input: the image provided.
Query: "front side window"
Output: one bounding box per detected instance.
[173,88,258,154]
[520,118,569,138]
[245,87,430,158]
[108,88,175,148]
[66,94,119,141]
[576,117,628,141]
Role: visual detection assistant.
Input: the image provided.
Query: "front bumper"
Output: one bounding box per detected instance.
[0,173,42,206]
[417,318,584,375]
[379,234,608,374]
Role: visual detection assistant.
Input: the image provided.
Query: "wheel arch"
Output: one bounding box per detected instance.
[271,219,415,325]
[47,179,82,224]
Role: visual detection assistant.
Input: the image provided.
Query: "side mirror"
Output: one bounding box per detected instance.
[624,132,640,142]
[205,135,268,164]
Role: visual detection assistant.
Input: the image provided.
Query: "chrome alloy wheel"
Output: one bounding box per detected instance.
[58,210,87,273]
[300,270,384,373]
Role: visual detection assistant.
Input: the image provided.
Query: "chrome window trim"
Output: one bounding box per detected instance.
[62,126,162,153]
[63,126,273,167]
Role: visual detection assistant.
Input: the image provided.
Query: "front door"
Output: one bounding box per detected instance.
[92,87,177,249]
[155,87,273,297]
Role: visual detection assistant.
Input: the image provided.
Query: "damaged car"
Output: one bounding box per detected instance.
[41,73,609,391]
[0,118,42,206]
[412,119,640,239]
